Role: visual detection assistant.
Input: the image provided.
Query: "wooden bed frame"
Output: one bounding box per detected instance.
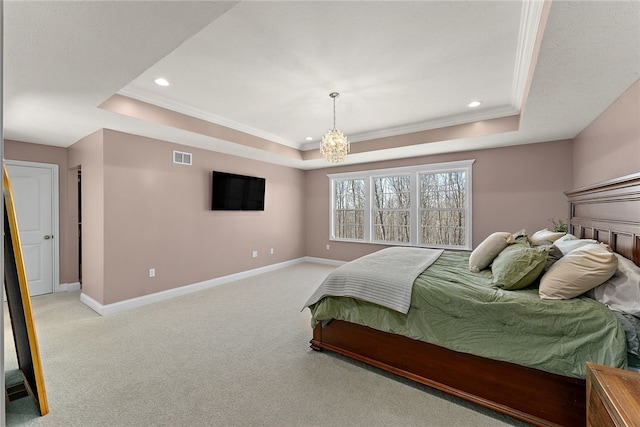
[310,173,640,427]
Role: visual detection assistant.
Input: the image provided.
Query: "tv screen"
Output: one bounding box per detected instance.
[211,171,265,211]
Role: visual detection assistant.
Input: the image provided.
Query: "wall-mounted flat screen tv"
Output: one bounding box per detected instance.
[211,171,265,211]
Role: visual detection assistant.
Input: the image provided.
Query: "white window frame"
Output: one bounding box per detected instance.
[328,159,474,250]
[332,177,367,241]
[371,173,413,244]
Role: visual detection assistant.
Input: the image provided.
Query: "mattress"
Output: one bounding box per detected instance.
[309,250,627,379]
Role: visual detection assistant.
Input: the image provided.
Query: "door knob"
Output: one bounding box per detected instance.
[43,235,52,240]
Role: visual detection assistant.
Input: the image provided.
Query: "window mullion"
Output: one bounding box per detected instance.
[329,178,336,240]
[364,177,372,242]
[410,173,418,245]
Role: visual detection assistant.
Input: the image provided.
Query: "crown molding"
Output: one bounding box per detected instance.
[299,105,518,151]
[117,87,299,149]
[511,0,546,111]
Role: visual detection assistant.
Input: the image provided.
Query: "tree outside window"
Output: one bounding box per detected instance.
[373,175,411,243]
[334,178,365,240]
[419,171,466,246]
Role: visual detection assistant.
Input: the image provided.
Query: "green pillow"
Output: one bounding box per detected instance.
[492,244,549,290]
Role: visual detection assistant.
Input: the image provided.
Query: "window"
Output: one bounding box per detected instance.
[373,175,411,243]
[419,171,466,246]
[333,178,365,240]
[329,160,473,249]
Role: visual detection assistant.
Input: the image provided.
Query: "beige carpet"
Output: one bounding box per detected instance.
[4,262,528,426]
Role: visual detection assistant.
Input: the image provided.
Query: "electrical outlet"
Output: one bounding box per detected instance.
[149,268,155,278]
[252,251,258,258]
[326,244,330,250]
[270,248,274,255]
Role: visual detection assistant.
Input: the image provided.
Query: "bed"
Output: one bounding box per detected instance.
[306,173,640,427]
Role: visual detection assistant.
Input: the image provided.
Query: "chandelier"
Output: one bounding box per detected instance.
[320,92,349,163]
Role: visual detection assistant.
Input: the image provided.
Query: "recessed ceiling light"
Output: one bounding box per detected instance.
[155,78,170,87]
[468,101,482,108]
[305,136,313,141]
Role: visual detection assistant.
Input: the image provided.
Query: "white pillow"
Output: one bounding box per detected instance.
[592,254,640,317]
[539,243,618,300]
[469,232,513,273]
[554,234,577,244]
[553,238,599,255]
[530,228,566,246]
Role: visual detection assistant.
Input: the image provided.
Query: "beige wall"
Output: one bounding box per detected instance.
[99,129,305,304]
[4,140,77,284]
[18,116,638,301]
[305,139,574,261]
[5,130,306,305]
[573,80,640,188]
[68,130,105,303]
[6,75,636,305]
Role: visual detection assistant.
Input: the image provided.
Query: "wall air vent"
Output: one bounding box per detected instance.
[173,150,192,165]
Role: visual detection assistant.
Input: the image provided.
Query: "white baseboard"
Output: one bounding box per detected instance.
[58,282,81,293]
[80,293,103,315]
[81,257,341,316]
[4,282,80,302]
[301,256,346,267]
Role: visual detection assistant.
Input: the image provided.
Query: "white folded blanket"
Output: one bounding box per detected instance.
[304,247,443,314]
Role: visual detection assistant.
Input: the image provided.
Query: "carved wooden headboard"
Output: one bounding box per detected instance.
[565,172,640,267]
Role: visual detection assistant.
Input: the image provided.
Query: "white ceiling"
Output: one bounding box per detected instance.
[4,1,639,170]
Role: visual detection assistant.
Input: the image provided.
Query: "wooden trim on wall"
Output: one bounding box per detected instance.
[566,172,640,266]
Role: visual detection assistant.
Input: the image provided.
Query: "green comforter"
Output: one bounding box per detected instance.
[309,250,627,379]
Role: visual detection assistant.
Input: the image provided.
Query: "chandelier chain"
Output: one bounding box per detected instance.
[333,96,336,130]
[330,92,339,130]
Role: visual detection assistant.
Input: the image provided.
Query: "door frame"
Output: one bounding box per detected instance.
[5,159,60,295]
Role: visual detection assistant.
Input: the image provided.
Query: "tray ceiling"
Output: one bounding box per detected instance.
[4,1,639,169]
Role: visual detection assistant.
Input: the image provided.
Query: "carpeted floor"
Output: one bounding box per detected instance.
[4,262,529,426]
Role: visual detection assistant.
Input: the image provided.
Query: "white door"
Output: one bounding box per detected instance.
[6,162,58,296]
